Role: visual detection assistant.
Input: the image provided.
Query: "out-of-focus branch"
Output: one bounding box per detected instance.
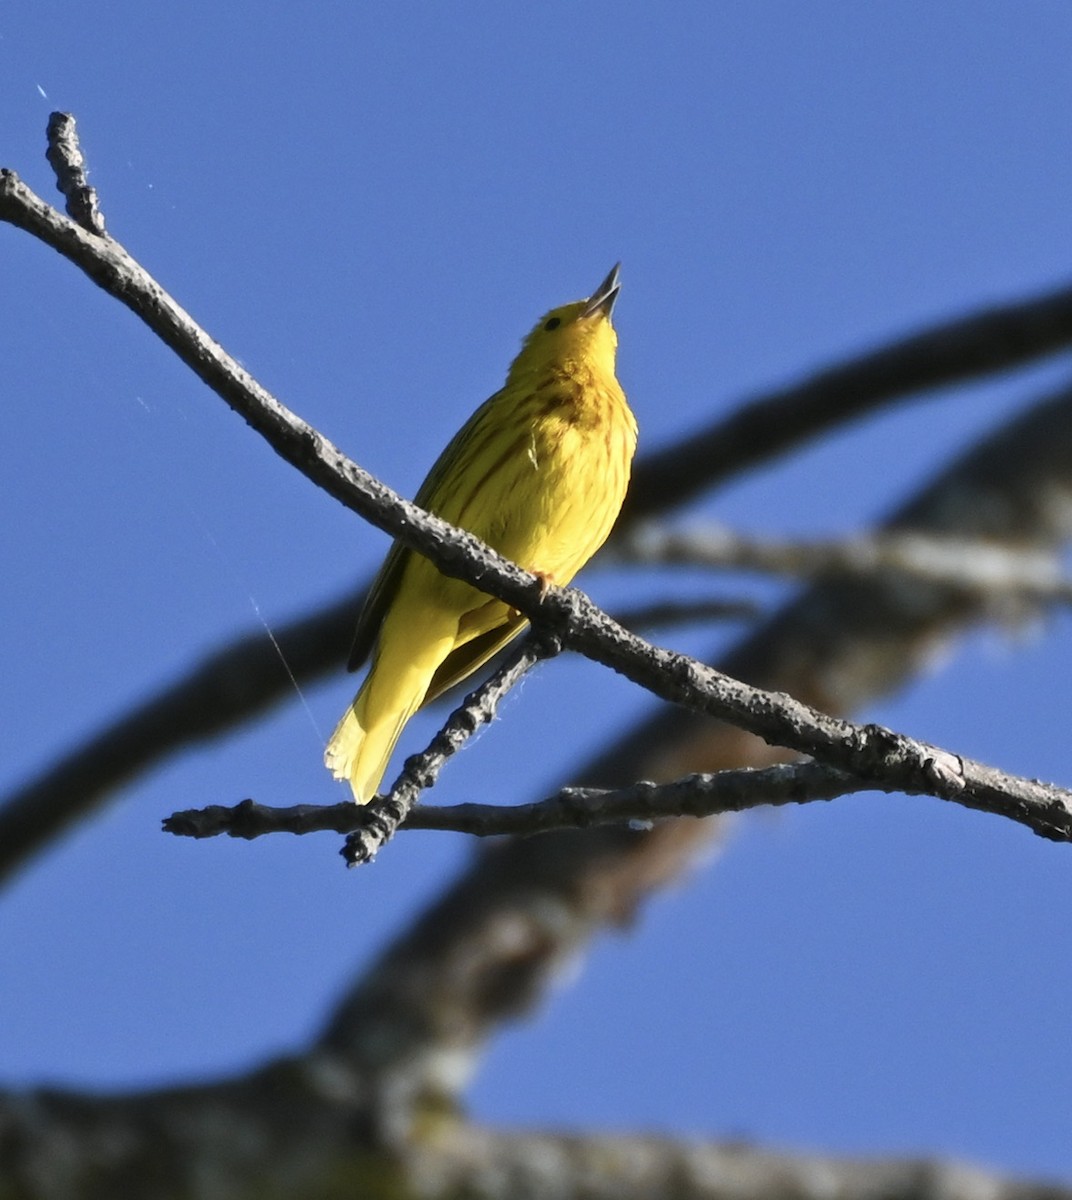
[425,1126,1072,1200]
[623,280,1072,521]
[0,587,359,886]
[612,595,760,630]
[617,523,1072,607]
[4,1074,1067,1200]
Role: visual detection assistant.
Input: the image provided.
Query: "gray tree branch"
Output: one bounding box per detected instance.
[4,163,1067,853]
[44,111,105,234]
[6,156,1072,881]
[5,1074,1066,1200]
[165,726,1072,846]
[161,761,889,840]
[426,1126,1072,1200]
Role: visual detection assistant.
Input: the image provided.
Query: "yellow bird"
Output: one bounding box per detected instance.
[325,264,638,803]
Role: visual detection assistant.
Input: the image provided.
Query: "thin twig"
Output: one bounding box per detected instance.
[163,762,876,841]
[44,112,104,234]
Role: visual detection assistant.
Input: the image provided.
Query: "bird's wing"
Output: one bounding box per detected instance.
[346,539,411,671]
[346,389,507,672]
[422,614,529,705]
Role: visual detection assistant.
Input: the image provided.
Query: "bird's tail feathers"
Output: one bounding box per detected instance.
[325,682,421,804]
[325,638,449,803]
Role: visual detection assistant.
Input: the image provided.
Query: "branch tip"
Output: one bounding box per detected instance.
[45,111,105,235]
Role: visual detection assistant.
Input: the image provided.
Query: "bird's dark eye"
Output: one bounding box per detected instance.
[544,316,561,331]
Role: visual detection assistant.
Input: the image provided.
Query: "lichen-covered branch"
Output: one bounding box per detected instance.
[4,1075,1066,1200]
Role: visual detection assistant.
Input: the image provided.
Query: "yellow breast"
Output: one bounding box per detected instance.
[470,370,637,586]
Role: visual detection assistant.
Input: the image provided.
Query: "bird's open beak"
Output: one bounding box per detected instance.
[583,263,621,319]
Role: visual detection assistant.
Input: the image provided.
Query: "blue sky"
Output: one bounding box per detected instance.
[3,0,1072,1183]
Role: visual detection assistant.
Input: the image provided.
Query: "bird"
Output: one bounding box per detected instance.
[325,264,637,803]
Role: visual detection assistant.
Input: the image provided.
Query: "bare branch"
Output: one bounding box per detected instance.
[165,746,1072,846]
[160,762,874,841]
[44,111,105,234]
[400,766,882,832]
[399,759,1069,835]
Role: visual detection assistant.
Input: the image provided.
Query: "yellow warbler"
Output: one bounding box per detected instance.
[325,264,637,803]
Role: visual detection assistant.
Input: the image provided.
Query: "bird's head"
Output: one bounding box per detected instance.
[507,264,621,384]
